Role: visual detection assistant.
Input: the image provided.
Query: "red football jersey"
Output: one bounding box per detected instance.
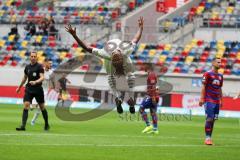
[202,70,223,104]
[147,71,158,98]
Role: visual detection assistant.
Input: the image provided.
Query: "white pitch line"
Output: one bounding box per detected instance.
[0,133,240,142]
[0,143,239,148]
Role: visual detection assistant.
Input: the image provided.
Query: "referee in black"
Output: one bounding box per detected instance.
[16,52,50,131]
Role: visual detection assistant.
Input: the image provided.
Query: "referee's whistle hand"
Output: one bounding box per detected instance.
[16,87,21,94]
[29,81,36,85]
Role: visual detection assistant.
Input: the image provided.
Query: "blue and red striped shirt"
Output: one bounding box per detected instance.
[202,70,223,104]
[147,71,159,102]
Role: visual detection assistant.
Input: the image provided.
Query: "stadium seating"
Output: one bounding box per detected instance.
[0,0,151,24]
[159,0,240,33]
[0,31,239,76]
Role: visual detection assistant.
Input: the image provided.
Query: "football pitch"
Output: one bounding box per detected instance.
[0,103,239,160]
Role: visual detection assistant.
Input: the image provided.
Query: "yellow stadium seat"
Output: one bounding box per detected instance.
[6,0,13,7]
[211,11,219,19]
[37,50,44,56]
[218,68,224,74]
[226,7,234,14]
[149,49,156,57]
[0,40,5,47]
[99,16,104,23]
[36,35,42,43]
[10,15,17,23]
[61,51,67,57]
[76,47,82,52]
[184,44,191,52]
[164,44,171,51]
[0,10,5,17]
[191,38,198,44]
[76,52,85,61]
[19,50,26,58]
[185,56,194,64]
[237,52,240,59]
[159,55,167,63]
[217,40,224,45]
[216,53,223,58]
[197,6,204,15]
[8,35,15,42]
[138,43,146,52]
[21,41,28,47]
[38,56,45,63]
[79,11,84,17]
[89,11,96,17]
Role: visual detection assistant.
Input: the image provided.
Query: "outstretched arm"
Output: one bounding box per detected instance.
[199,85,206,106]
[131,17,144,44]
[65,24,93,53]
[16,74,27,93]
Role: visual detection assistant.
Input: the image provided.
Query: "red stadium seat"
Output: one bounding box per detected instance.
[172,56,180,62]
[16,0,23,7]
[72,11,78,16]
[111,11,118,20]
[48,6,53,11]
[48,36,56,41]
[11,61,18,67]
[209,18,215,27]
[160,66,168,74]
[156,61,164,66]
[224,69,231,75]
[136,60,144,65]
[197,40,204,46]
[98,6,104,12]
[6,45,13,51]
[194,68,202,74]
[220,62,226,68]
[235,59,240,64]
[19,10,25,16]
[72,43,78,48]
[215,17,222,26]
[32,6,39,12]
[202,51,209,57]
[181,51,189,56]
[66,53,72,58]
[90,43,97,48]
[157,44,164,50]
[80,64,89,71]
[129,1,135,10]
[173,67,181,73]
[49,41,56,48]
[200,56,207,62]
[221,58,227,64]
[199,1,206,7]
[229,52,236,58]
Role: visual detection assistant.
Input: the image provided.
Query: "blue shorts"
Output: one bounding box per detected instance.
[204,102,219,119]
[140,96,157,109]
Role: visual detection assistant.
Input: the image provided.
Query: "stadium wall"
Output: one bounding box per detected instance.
[122,0,164,43]
[0,86,240,118]
[0,24,107,44]
[194,28,240,42]
[157,0,202,24]
[0,68,239,96]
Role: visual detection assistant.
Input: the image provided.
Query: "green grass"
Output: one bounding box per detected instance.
[0,103,240,160]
